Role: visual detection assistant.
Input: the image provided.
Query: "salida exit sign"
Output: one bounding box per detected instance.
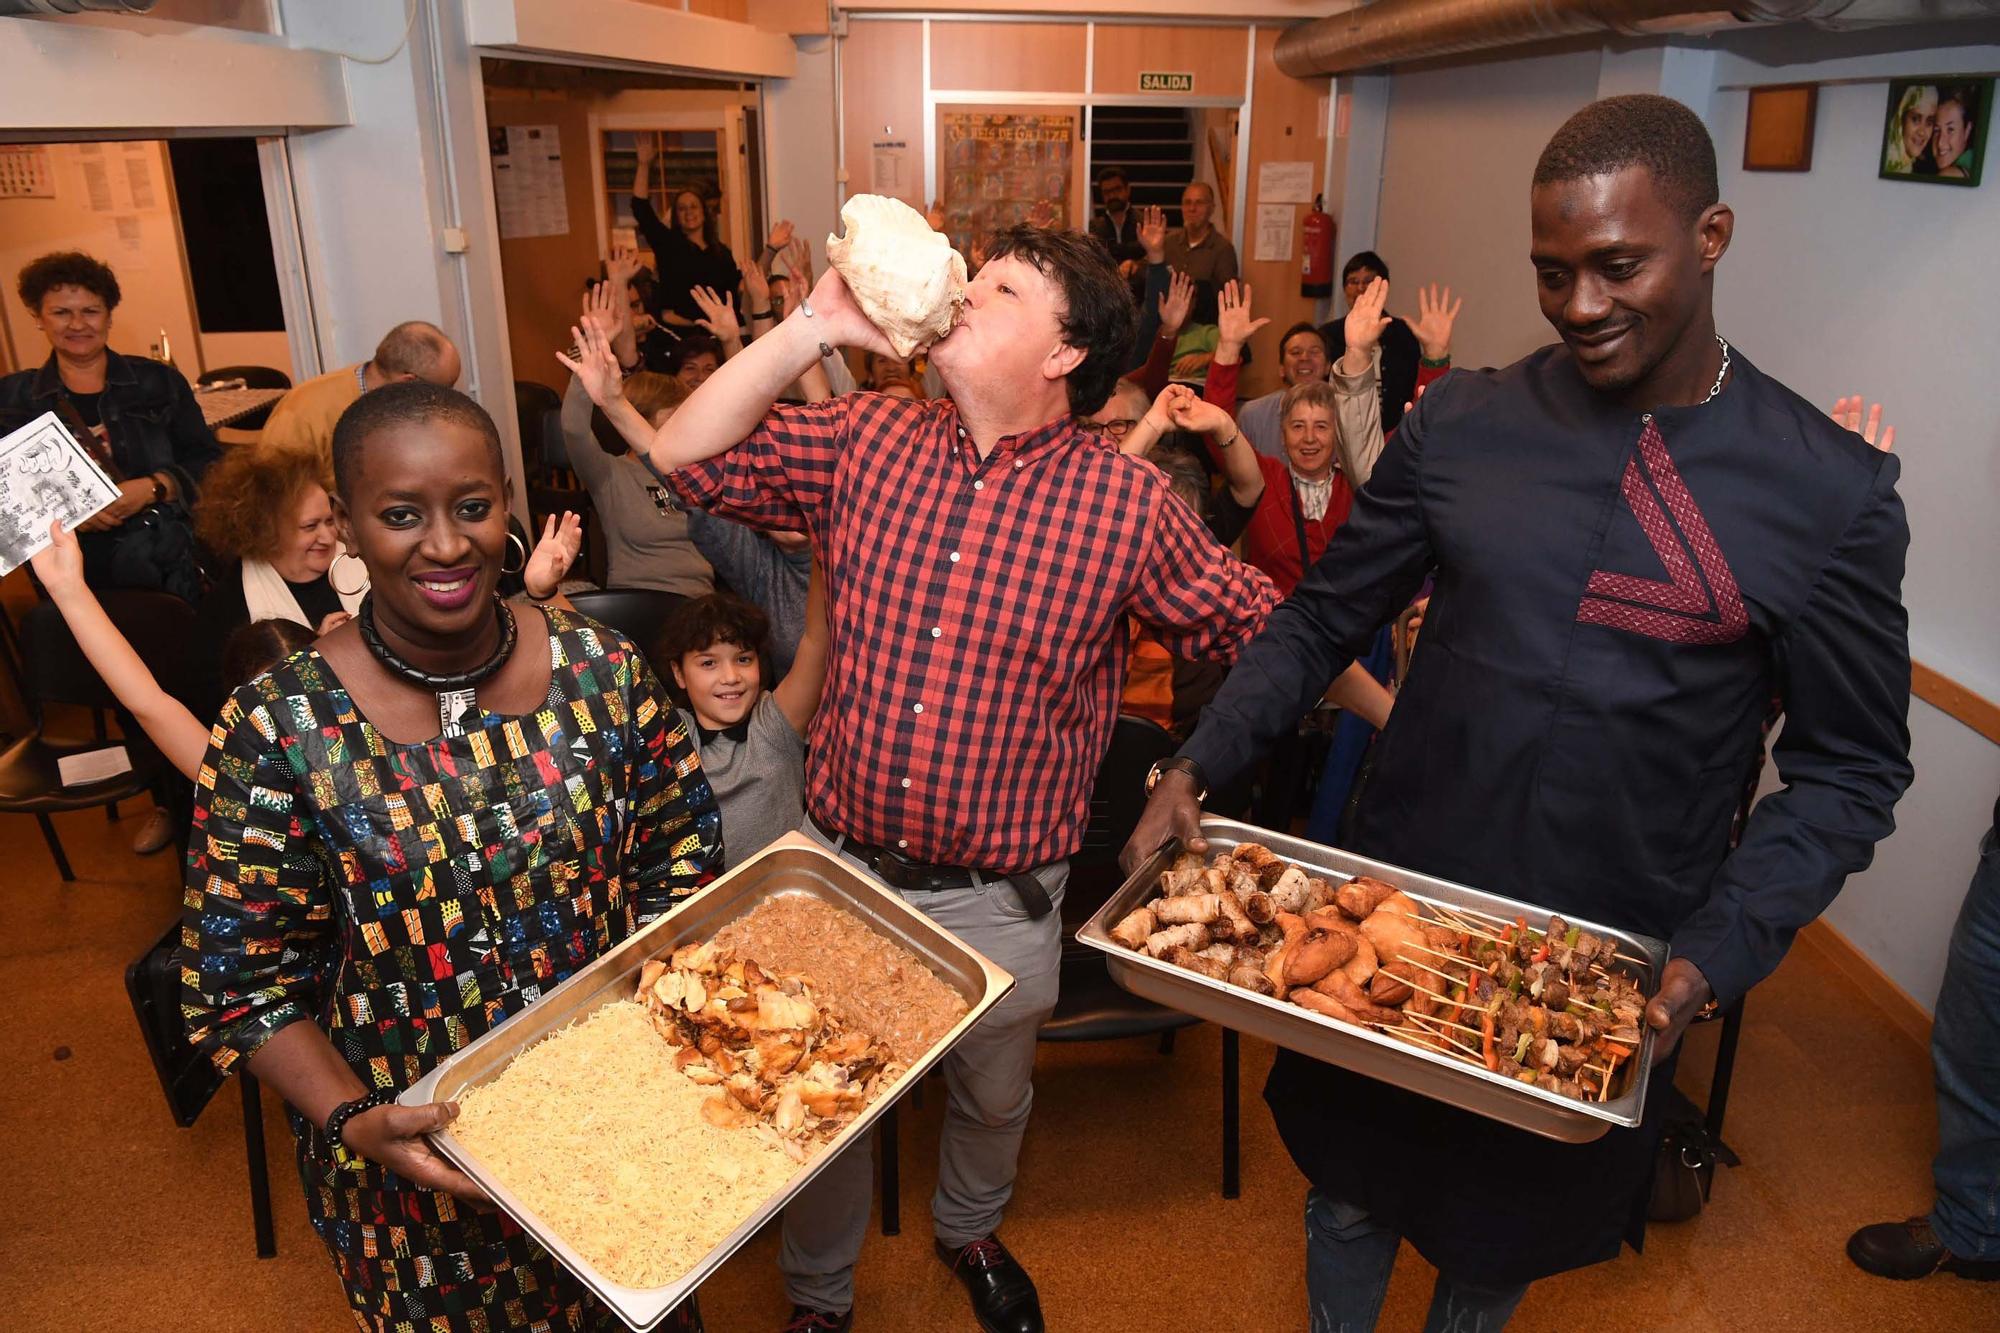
[1139,71,1194,94]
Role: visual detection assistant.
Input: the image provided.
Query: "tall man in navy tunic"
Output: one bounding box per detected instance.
[1125,95,1915,1328]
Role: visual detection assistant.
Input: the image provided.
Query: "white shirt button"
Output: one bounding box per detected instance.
[897,838,909,849]
[930,627,942,638]
[912,703,924,714]
[901,778,912,788]
[973,480,984,491]
[957,426,966,437]
[1014,460,1024,469]
[949,551,961,563]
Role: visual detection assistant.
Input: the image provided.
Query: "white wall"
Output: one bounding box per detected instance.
[1372,49,1605,367]
[762,35,840,260]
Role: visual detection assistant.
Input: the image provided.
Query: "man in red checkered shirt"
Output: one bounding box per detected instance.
[571,222,1277,1333]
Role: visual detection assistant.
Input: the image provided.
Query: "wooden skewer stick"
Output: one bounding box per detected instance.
[1424,901,1650,969]
[1405,1012,1487,1040]
[1406,1015,1486,1053]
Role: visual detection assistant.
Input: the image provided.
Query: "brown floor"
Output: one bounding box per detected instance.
[1,801,1993,1333]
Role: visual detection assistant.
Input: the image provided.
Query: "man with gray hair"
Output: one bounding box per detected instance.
[261,319,462,463]
[1163,181,1238,324]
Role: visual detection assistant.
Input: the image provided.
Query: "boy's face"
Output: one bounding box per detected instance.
[673,639,761,729]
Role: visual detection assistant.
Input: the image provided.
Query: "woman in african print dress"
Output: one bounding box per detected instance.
[179,383,721,1331]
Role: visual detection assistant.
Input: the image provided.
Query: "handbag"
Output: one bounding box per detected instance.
[1649,1085,1740,1222]
[102,499,209,605]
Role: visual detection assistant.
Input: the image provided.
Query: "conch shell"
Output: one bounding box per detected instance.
[826,194,967,359]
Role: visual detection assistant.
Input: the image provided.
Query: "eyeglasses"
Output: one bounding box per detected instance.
[1085,417,1138,438]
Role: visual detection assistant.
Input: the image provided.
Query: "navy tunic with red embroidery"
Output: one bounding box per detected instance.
[1183,344,1913,1285]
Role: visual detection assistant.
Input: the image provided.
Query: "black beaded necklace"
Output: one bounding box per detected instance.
[357,592,517,737]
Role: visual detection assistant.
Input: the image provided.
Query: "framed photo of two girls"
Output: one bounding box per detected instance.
[1880,76,1989,186]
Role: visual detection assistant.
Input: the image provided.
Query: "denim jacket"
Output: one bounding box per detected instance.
[0,349,220,498]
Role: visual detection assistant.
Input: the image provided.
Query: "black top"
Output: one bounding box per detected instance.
[1187,341,1912,1283]
[1207,488,1255,549]
[189,562,342,722]
[64,388,104,430]
[1089,208,1146,266]
[630,195,742,325]
[1320,314,1423,433]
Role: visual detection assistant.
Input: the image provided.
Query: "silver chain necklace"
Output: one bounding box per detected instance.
[1700,335,1731,405]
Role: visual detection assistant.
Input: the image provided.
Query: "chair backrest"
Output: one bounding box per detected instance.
[566,587,689,665]
[514,381,562,474]
[19,591,198,718]
[1064,714,1178,932]
[125,917,225,1128]
[199,364,292,390]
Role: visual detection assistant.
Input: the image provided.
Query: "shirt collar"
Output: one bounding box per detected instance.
[32,348,135,399]
[943,404,1078,461]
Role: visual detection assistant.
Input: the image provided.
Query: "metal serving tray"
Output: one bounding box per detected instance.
[400,833,1015,1331]
[1078,819,1667,1143]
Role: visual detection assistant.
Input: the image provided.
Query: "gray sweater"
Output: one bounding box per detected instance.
[561,377,714,596]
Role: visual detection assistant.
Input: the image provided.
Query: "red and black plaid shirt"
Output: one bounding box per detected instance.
[670,392,1278,871]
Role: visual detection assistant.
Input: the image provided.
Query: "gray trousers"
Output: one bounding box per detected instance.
[779,819,1066,1312]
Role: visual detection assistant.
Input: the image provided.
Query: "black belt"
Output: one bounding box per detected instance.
[816,821,1053,919]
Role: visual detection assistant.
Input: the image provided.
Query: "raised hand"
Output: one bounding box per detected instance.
[1217,280,1271,351]
[630,137,655,193]
[1409,282,1461,362]
[690,285,742,346]
[1026,197,1059,230]
[605,244,642,292]
[1344,275,1393,363]
[766,219,796,254]
[798,265,896,358]
[742,260,772,317]
[28,517,84,594]
[783,236,813,282]
[524,511,585,600]
[556,316,627,407]
[1158,268,1195,340]
[1168,391,1233,438]
[1143,383,1191,437]
[1137,205,1168,263]
[582,278,638,369]
[1830,395,1896,453]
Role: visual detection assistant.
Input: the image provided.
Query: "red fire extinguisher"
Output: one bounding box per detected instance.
[1301,194,1335,299]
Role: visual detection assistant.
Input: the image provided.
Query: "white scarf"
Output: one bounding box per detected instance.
[241,550,366,628]
[1290,469,1334,523]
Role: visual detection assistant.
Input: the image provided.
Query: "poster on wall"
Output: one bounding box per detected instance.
[490,124,571,238]
[938,111,1076,257]
[1879,76,1988,186]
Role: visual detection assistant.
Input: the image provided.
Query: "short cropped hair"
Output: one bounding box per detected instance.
[1342,251,1388,283]
[1279,322,1329,359]
[1095,166,1129,188]
[18,251,121,313]
[655,592,770,669]
[669,333,723,376]
[1533,94,1719,224]
[194,444,333,562]
[981,223,1137,416]
[373,321,455,381]
[330,381,503,503]
[1280,378,1340,424]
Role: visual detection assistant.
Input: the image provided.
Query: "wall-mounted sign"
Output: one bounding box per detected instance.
[1139,71,1194,95]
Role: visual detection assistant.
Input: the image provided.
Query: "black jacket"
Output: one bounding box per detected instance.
[0,349,218,497]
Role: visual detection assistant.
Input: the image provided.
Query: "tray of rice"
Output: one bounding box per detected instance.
[398,833,1015,1331]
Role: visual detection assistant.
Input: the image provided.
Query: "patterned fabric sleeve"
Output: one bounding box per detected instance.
[178,692,335,1075]
[664,396,854,534]
[621,647,722,922]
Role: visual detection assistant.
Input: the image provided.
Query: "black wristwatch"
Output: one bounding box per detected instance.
[323,1087,396,1150]
[149,474,167,504]
[1145,756,1208,802]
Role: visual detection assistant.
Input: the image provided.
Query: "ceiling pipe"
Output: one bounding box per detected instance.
[1274,0,2000,77]
[0,0,157,12]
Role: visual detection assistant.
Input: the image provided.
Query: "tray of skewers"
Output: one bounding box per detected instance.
[1078,819,1667,1142]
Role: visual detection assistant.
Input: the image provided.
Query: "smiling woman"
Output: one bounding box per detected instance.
[176,380,721,1333]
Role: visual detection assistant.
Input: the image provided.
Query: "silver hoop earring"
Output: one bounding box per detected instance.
[503,530,528,576]
[329,551,370,598]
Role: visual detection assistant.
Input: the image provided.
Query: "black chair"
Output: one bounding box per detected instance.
[514,381,563,480]
[125,918,276,1257]
[200,365,293,390]
[0,598,175,879]
[566,587,688,662]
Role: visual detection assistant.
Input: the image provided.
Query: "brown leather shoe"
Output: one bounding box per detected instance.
[780,1306,853,1332]
[935,1235,1043,1333]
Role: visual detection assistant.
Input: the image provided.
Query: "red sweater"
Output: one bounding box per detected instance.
[1203,356,1449,595]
